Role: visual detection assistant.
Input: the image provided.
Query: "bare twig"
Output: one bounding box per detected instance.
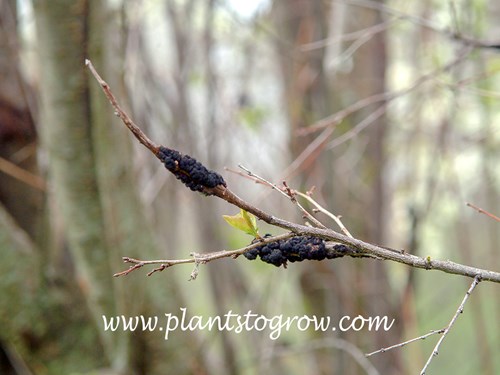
[327,103,388,150]
[238,164,290,200]
[365,330,444,357]
[299,46,472,137]
[114,232,296,277]
[338,0,500,49]
[230,166,354,237]
[85,59,159,155]
[294,191,354,238]
[283,47,473,181]
[0,156,46,191]
[114,235,368,278]
[300,18,399,51]
[420,276,482,374]
[466,202,500,222]
[368,276,484,370]
[224,166,265,184]
[238,164,327,229]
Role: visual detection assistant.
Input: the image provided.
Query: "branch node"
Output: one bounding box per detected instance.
[282,181,296,202]
[113,263,144,277]
[425,256,432,269]
[148,264,168,276]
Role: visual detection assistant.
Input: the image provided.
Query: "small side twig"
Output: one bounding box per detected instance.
[113,232,296,277]
[420,275,482,375]
[113,256,191,277]
[229,165,353,237]
[294,190,354,238]
[238,164,327,229]
[112,260,145,277]
[466,202,500,222]
[365,329,444,357]
[148,264,168,276]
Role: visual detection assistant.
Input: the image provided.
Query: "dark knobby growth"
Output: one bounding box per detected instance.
[244,235,345,267]
[157,146,226,193]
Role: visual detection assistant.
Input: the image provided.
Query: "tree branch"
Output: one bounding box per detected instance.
[420,276,482,374]
[366,276,482,372]
[86,60,500,284]
[0,156,46,191]
[294,190,354,237]
[113,232,367,278]
[466,202,500,222]
[85,59,159,155]
[113,232,295,278]
[365,330,444,357]
[238,164,327,229]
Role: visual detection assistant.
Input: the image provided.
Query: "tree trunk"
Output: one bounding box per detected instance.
[332,3,402,374]
[34,0,121,366]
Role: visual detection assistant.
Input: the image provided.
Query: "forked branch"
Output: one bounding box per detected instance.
[365,276,482,374]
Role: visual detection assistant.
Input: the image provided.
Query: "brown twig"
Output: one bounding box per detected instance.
[227,166,353,237]
[294,190,354,238]
[466,202,500,222]
[299,46,472,137]
[238,164,327,229]
[114,232,296,278]
[85,59,159,155]
[299,18,399,52]
[0,156,46,191]
[282,47,473,181]
[338,0,500,49]
[114,232,369,278]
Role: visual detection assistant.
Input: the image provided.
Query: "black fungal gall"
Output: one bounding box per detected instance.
[157,146,226,193]
[244,235,330,267]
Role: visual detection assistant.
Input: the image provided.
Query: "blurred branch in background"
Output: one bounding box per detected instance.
[0,155,45,190]
[466,202,500,222]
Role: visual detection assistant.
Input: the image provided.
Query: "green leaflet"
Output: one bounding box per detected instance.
[223,209,259,237]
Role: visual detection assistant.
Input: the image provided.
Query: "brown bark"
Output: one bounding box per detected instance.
[333,3,402,373]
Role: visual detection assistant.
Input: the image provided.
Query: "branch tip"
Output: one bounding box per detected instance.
[86,59,160,155]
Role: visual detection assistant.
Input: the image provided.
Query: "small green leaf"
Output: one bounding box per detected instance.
[223,209,259,237]
[241,209,257,233]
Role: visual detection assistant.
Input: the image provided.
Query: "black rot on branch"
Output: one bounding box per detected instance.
[157,146,226,193]
[244,235,350,267]
[85,59,225,195]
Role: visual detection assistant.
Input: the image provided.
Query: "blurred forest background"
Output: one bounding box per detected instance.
[1,0,499,374]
